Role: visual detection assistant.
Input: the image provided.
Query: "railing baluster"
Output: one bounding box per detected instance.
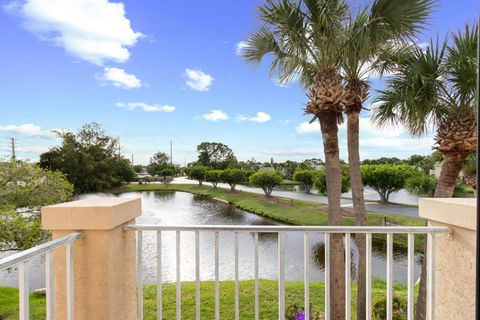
[324,233,330,320]
[427,233,436,320]
[235,232,240,320]
[215,232,220,320]
[386,233,393,320]
[278,232,285,320]
[18,261,29,320]
[254,232,259,320]
[66,243,74,320]
[137,231,143,320]
[407,233,414,320]
[45,251,54,320]
[345,233,351,319]
[176,231,181,320]
[304,232,310,320]
[195,231,200,320]
[157,231,162,320]
[366,233,372,320]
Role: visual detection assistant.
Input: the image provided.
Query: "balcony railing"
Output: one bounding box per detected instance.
[125,224,449,320]
[0,232,82,320]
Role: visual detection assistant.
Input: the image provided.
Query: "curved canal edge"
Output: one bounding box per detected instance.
[110,183,426,252]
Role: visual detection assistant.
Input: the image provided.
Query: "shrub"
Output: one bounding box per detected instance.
[220,169,247,191]
[188,166,208,185]
[249,172,283,196]
[372,294,407,320]
[205,170,223,188]
[405,173,437,197]
[293,170,319,193]
[313,166,350,195]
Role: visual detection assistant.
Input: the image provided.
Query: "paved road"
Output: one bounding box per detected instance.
[171,177,420,218]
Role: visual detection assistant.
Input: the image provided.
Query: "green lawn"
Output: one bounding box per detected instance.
[0,280,409,320]
[112,183,425,251]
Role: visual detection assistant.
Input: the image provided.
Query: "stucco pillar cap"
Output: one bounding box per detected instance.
[419,198,476,231]
[41,197,141,230]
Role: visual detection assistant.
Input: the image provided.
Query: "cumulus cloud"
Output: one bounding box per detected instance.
[0,123,56,138]
[5,0,143,65]
[235,41,248,55]
[97,67,142,89]
[185,69,214,91]
[237,112,271,123]
[295,121,319,134]
[202,110,228,121]
[116,102,175,112]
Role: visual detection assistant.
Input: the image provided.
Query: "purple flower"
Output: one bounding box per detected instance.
[296,313,305,320]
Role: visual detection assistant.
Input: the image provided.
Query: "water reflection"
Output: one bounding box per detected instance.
[0,191,422,290]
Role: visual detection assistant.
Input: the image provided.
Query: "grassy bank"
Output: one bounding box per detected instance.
[0,280,408,319]
[112,183,425,251]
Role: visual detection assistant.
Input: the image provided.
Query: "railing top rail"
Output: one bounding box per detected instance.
[0,232,82,271]
[124,224,449,234]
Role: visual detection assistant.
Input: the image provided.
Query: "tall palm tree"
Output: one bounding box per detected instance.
[373,24,478,197]
[339,3,434,318]
[372,24,478,319]
[242,0,349,316]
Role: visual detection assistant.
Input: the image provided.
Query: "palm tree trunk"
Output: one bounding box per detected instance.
[346,110,367,320]
[319,111,345,319]
[416,151,468,319]
[434,152,468,197]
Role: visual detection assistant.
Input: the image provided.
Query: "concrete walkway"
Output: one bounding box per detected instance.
[172,177,420,218]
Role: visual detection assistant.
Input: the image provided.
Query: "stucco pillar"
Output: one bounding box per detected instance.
[419,198,476,320]
[41,197,141,320]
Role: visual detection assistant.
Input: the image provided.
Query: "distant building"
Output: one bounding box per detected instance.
[259,167,275,172]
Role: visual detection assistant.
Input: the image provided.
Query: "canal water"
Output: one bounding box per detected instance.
[0,191,422,289]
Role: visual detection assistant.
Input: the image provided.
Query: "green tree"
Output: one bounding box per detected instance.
[39,122,132,193]
[314,166,350,195]
[133,164,145,174]
[293,170,318,193]
[196,142,237,169]
[405,173,437,197]
[205,170,223,188]
[0,160,73,249]
[220,169,247,192]
[361,164,418,203]
[188,166,208,185]
[114,158,136,184]
[249,171,283,196]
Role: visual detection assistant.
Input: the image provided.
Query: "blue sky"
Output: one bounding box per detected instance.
[0,0,478,165]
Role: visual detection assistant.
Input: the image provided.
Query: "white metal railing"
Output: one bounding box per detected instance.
[125,225,448,320]
[0,232,82,320]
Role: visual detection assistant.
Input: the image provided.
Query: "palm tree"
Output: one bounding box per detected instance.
[339,3,433,318]
[373,24,478,197]
[242,0,349,316]
[372,24,478,319]
[242,0,436,317]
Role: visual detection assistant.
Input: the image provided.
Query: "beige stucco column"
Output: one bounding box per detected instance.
[419,198,476,320]
[41,197,141,320]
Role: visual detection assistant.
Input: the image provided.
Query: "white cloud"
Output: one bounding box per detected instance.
[97,67,141,89]
[5,0,143,65]
[202,110,228,121]
[185,69,214,91]
[237,112,271,123]
[296,116,404,137]
[296,121,319,134]
[0,124,55,138]
[235,41,248,55]
[116,102,175,112]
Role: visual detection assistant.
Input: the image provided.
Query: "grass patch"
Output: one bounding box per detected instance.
[112,184,425,251]
[0,287,46,320]
[1,280,408,320]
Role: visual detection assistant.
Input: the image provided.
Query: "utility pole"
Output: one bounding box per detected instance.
[131,154,134,165]
[170,140,173,165]
[10,137,16,161]
[117,137,121,156]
